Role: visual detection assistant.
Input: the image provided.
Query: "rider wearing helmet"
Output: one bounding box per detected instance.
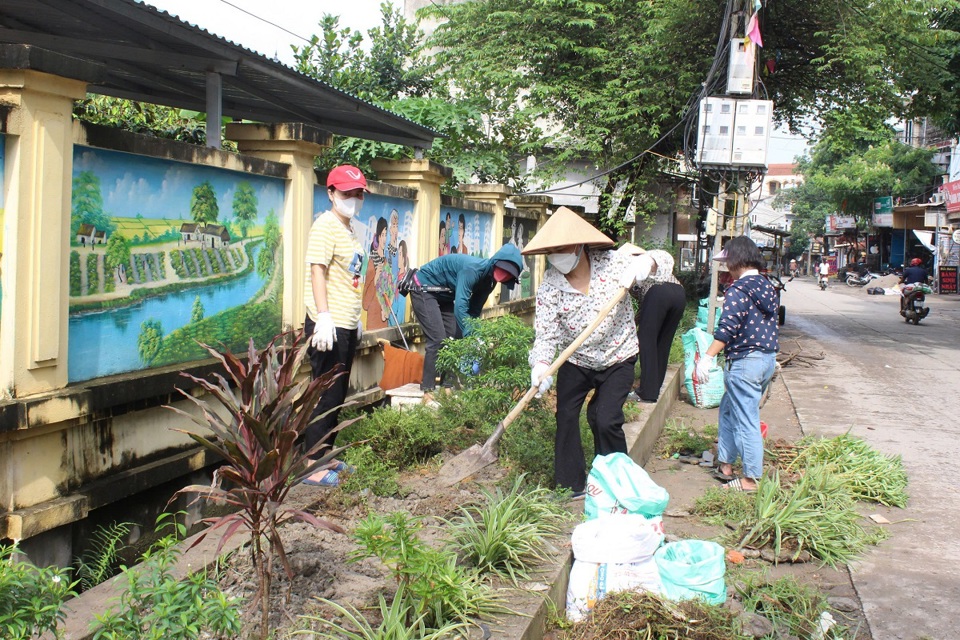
[901,258,928,286]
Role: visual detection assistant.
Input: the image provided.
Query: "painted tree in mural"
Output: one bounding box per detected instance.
[71,171,114,239]
[232,181,258,240]
[191,295,205,324]
[256,210,281,279]
[104,233,131,284]
[190,181,219,226]
[137,319,164,365]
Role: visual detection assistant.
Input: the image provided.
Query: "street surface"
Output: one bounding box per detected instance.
[777,276,960,640]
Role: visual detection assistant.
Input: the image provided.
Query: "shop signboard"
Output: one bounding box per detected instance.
[939,265,958,294]
[872,196,893,227]
[942,180,960,214]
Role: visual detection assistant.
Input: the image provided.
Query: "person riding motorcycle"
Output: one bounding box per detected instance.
[817,259,829,288]
[899,258,930,314]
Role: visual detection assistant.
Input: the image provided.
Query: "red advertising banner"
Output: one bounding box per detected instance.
[942,180,960,213]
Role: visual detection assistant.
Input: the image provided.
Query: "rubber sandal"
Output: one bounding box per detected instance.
[330,460,356,474]
[722,478,756,493]
[712,469,735,482]
[303,469,340,487]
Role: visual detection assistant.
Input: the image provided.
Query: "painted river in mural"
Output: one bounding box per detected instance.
[68,245,264,382]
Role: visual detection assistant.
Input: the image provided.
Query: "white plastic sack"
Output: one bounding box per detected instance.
[571,514,665,564]
[566,559,663,622]
[584,453,670,520]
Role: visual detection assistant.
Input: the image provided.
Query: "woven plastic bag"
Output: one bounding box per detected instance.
[695,297,721,332]
[654,540,726,605]
[682,327,724,408]
[584,453,669,520]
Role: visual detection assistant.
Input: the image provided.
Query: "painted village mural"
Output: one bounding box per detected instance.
[438,206,494,259]
[68,147,284,383]
[313,187,417,329]
[499,214,537,303]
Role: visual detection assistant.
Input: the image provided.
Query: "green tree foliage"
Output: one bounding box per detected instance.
[137,319,163,365]
[72,171,115,238]
[256,211,280,279]
[190,181,219,225]
[191,295,205,324]
[231,181,257,239]
[70,251,82,297]
[104,233,131,283]
[74,95,210,145]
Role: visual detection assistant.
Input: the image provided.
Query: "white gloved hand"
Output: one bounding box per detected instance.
[531,361,553,395]
[619,254,655,288]
[694,353,715,383]
[357,319,363,340]
[311,312,337,351]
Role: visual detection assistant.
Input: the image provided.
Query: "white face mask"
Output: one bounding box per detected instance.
[334,196,363,219]
[547,247,582,274]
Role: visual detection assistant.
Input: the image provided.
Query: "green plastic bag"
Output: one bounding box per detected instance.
[695,297,721,332]
[682,327,724,408]
[584,453,670,520]
[654,540,726,605]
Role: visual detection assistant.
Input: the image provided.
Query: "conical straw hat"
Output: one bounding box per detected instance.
[521,207,614,255]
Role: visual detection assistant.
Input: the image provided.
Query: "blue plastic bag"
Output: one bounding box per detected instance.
[682,327,724,409]
[584,453,670,520]
[654,540,726,605]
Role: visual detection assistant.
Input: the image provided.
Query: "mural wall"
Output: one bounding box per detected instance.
[499,214,537,303]
[312,187,416,329]
[438,206,494,259]
[67,147,285,383]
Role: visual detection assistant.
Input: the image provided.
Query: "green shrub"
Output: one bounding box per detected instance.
[86,253,101,293]
[0,543,76,640]
[70,251,82,296]
[339,443,402,497]
[339,405,447,468]
[436,315,533,392]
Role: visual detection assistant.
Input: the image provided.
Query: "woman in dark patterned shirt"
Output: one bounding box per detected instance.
[695,236,779,492]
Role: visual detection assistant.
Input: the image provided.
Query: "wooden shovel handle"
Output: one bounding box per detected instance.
[485,287,629,447]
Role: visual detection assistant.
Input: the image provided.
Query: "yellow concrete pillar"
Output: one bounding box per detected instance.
[225,123,331,331]
[370,158,452,270]
[0,70,88,397]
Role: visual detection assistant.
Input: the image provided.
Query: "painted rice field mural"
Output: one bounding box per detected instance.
[68,147,284,382]
[313,186,416,329]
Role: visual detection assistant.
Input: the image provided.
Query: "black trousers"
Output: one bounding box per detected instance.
[409,289,460,391]
[303,315,358,460]
[635,283,686,401]
[554,356,636,492]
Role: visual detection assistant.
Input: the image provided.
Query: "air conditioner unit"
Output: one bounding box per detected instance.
[930,192,945,204]
[696,97,736,166]
[731,100,773,167]
[726,39,755,94]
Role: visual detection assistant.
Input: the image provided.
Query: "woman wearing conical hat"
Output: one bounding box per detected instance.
[524,208,652,496]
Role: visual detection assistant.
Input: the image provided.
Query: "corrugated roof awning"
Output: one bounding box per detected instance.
[0,0,438,147]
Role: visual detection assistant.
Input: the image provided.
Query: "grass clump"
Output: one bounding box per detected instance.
[446,476,572,583]
[736,573,830,638]
[787,433,908,507]
[559,590,747,640]
[693,486,756,528]
[737,468,887,567]
[660,419,718,456]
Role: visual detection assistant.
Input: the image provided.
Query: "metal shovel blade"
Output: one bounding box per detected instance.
[435,440,499,487]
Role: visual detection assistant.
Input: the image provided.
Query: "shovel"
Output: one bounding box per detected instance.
[436,287,630,486]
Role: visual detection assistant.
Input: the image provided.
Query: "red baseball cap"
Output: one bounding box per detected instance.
[326,165,368,192]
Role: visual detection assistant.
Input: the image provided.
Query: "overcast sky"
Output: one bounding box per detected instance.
[140,0,808,164]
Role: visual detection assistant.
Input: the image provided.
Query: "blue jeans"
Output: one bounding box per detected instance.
[717,351,776,479]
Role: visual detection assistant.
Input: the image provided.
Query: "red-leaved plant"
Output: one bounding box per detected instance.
[167,331,356,638]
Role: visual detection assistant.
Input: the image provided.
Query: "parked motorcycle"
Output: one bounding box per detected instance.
[900,283,932,325]
[845,271,879,287]
[818,274,828,291]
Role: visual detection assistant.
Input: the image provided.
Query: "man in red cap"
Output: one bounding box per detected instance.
[302,165,368,487]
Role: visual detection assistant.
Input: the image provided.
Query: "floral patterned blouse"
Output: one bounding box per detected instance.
[529,249,639,371]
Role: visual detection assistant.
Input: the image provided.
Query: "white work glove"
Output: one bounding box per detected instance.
[357,319,363,340]
[694,353,716,383]
[531,361,553,395]
[619,254,655,288]
[311,312,337,352]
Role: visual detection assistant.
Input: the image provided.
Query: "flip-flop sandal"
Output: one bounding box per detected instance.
[712,469,735,482]
[330,460,356,474]
[303,469,340,487]
[722,478,756,493]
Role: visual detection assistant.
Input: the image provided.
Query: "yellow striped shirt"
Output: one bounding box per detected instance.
[304,211,364,327]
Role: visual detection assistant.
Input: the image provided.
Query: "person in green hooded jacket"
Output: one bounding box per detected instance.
[411,244,523,401]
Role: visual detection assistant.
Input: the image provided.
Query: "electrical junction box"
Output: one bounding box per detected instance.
[705,207,719,236]
[731,99,773,167]
[696,97,736,165]
[727,39,756,94]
